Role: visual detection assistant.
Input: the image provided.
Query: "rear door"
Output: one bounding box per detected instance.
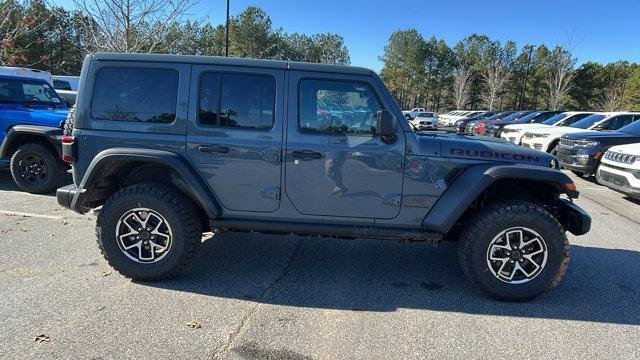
[186,66,285,213]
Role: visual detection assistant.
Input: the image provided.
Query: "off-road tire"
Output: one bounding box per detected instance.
[96,183,202,281]
[10,143,66,194]
[63,104,76,136]
[405,114,412,120]
[458,200,570,301]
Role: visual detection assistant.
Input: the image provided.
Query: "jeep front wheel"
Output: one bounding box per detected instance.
[10,143,66,194]
[458,200,569,301]
[96,183,202,280]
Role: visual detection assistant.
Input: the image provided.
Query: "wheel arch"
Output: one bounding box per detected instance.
[78,148,221,221]
[422,163,582,235]
[0,125,62,159]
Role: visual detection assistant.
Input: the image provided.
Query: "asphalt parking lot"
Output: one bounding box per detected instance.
[0,169,638,360]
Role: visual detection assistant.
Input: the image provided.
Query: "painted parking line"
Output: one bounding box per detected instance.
[0,210,63,220]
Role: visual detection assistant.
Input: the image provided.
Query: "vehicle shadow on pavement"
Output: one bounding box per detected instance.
[0,169,71,195]
[142,233,640,325]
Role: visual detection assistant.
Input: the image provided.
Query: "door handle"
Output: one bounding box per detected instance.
[198,145,229,154]
[291,150,322,159]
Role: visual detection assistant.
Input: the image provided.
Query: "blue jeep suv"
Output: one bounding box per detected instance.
[0,75,69,193]
[57,53,591,300]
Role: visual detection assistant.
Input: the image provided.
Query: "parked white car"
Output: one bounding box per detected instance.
[521,112,640,154]
[402,108,426,120]
[500,111,594,144]
[0,66,53,85]
[440,110,481,126]
[410,112,438,130]
[53,75,80,91]
[597,143,640,199]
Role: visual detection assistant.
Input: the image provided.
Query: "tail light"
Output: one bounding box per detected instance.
[61,136,76,163]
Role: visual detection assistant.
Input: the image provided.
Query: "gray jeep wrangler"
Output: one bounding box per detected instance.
[57,53,590,300]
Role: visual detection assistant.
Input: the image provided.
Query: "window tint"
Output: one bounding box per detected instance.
[0,80,10,99]
[299,79,382,135]
[571,114,606,129]
[198,73,275,129]
[608,115,634,130]
[53,79,72,91]
[92,67,178,123]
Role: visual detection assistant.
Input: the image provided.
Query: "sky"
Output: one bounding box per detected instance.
[54,0,640,72]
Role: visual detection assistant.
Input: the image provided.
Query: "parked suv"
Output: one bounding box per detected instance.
[557,114,640,177]
[0,75,69,193]
[500,112,594,144]
[57,53,590,301]
[522,112,640,155]
[597,143,640,199]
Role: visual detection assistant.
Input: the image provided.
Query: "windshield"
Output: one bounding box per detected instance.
[570,114,606,129]
[541,113,568,125]
[513,111,544,124]
[618,120,640,135]
[0,78,65,108]
[498,111,529,122]
[486,112,512,121]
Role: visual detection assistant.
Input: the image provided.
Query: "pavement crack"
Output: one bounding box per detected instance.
[212,237,304,360]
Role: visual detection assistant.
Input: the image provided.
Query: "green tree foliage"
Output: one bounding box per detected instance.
[1,2,351,74]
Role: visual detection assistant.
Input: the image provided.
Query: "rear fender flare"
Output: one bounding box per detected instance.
[80,148,221,218]
[0,125,63,158]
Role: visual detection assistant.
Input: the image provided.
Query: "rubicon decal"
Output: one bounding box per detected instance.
[449,148,540,162]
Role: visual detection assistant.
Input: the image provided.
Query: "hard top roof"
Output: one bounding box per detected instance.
[0,74,49,83]
[90,52,374,76]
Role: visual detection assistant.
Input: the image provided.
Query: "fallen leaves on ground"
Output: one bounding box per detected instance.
[33,334,50,343]
[185,321,201,329]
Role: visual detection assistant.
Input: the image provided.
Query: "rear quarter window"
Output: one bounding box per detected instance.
[91,67,179,123]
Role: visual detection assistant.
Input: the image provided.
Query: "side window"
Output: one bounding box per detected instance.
[54,80,72,91]
[198,73,275,130]
[610,115,633,129]
[298,79,382,135]
[0,80,11,100]
[92,67,178,123]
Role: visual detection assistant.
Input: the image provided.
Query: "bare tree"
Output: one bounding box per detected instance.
[72,0,199,53]
[452,65,471,109]
[480,41,514,110]
[545,45,577,110]
[598,81,626,111]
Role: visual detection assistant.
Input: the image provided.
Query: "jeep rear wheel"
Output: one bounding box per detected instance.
[10,143,66,194]
[458,200,569,301]
[96,183,202,280]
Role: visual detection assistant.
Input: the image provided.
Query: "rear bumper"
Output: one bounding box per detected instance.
[559,199,591,236]
[56,184,89,214]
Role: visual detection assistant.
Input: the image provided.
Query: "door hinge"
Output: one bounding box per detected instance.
[261,187,281,200]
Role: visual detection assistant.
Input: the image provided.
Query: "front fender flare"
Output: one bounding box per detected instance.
[78,148,221,217]
[422,163,577,233]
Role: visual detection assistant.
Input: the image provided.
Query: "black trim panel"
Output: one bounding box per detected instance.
[0,125,63,158]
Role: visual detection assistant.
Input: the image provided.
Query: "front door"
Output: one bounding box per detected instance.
[186,65,284,213]
[284,72,405,219]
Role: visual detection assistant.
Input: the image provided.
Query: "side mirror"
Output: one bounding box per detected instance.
[376,110,396,136]
[376,110,397,144]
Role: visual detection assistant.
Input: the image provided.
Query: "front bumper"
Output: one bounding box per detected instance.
[557,149,598,174]
[596,164,640,199]
[559,199,591,236]
[57,184,89,214]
